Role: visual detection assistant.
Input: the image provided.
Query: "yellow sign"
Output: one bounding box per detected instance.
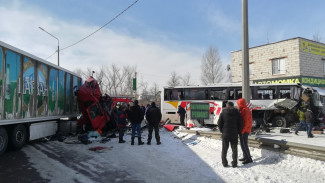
[253,77,300,84]
[301,40,325,56]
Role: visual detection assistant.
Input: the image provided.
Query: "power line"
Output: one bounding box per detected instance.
[60,0,139,51]
[45,0,139,59]
[46,50,57,60]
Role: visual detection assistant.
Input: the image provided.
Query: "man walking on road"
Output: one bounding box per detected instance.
[146,102,162,145]
[127,100,145,145]
[237,98,253,165]
[218,102,243,168]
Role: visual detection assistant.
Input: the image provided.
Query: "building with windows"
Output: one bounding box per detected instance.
[231,37,325,88]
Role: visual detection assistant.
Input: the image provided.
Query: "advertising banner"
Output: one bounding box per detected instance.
[301,40,325,56]
[253,76,325,87]
[190,103,209,119]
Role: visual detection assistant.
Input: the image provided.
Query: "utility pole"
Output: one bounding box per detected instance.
[133,72,137,100]
[242,0,250,102]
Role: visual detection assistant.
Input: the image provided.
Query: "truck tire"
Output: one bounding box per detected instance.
[272,116,287,127]
[0,127,8,155]
[9,124,27,150]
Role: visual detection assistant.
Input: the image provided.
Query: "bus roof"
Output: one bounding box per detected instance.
[163,83,301,89]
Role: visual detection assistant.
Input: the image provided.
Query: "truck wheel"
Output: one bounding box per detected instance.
[9,124,27,150]
[0,127,8,155]
[272,116,287,127]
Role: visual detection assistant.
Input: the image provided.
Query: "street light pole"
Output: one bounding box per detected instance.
[242,0,250,102]
[39,27,60,66]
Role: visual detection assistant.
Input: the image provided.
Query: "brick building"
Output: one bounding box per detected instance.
[231,37,325,88]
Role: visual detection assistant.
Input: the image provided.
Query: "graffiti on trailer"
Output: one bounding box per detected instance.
[23,72,48,96]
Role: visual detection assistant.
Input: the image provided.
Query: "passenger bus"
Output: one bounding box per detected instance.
[161,83,322,128]
[0,41,82,155]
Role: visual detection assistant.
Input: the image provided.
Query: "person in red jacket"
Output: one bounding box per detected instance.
[237,98,253,164]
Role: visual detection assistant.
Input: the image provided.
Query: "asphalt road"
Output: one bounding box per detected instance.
[0,146,49,183]
[0,140,144,183]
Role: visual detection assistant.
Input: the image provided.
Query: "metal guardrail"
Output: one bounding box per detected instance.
[177,130,325,161]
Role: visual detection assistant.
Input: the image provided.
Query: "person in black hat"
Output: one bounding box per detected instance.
[146,102,162,145]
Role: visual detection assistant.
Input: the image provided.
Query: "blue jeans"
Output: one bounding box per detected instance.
[306,122,312,136]
[295,121,310,135]
[131,123,141,138]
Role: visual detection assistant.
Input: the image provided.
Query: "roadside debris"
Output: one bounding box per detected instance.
[186,140,201,146]
[88,146,113,153]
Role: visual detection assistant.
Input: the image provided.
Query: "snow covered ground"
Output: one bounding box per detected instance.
[22,128,325,183]
[254,128,325,147]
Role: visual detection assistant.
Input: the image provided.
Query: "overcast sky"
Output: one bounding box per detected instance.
[0,0,324,88]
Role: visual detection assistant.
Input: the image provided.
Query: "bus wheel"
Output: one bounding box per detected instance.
[0,127,8,155]
[9,124,27,150]
[272,116,287,127]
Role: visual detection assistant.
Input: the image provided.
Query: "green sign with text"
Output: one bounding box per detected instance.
[191,103,209,119]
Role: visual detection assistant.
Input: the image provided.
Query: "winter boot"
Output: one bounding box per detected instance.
[156,137,161,145]
[119,140,126,143]
[138,137,144,145]
[131,137,135,145]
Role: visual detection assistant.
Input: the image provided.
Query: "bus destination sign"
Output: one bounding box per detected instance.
[191,103,209,119]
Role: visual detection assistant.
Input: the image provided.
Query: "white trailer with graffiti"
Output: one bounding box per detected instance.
[0,41,82,155]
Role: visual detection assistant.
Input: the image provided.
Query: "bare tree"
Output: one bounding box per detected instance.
[181,72,192,86]
[167,71,181,87]
[225,64,232,83]
[150,82,161,105]
[75,64,137,96]
[201,46,224,85]
[95,66,105,93]
[313,31,322,43]
[122,66,137,96]
[140,81,150,103]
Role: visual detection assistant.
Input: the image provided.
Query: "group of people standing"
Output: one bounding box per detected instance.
[217,98,253,168]
[116,100,162,145]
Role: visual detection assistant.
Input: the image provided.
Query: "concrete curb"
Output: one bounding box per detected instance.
[177,130,325,161]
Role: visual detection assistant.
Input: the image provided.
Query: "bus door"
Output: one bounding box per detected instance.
[212,100,223,125]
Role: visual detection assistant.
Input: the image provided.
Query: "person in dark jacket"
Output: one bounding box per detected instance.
[177,105,186,126]
[146,102,162,145]
[127,100,144,145]
[117,105,127,143]
[218,102,243,168]
[305,108,314,138]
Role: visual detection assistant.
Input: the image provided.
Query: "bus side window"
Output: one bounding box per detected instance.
[229,90,234,99]
[279,89,291,99]
[258,93,262,99]
[235,89,242,99]
[178,90,184,100]
[205,89,209,100]
[238,93,242,99]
